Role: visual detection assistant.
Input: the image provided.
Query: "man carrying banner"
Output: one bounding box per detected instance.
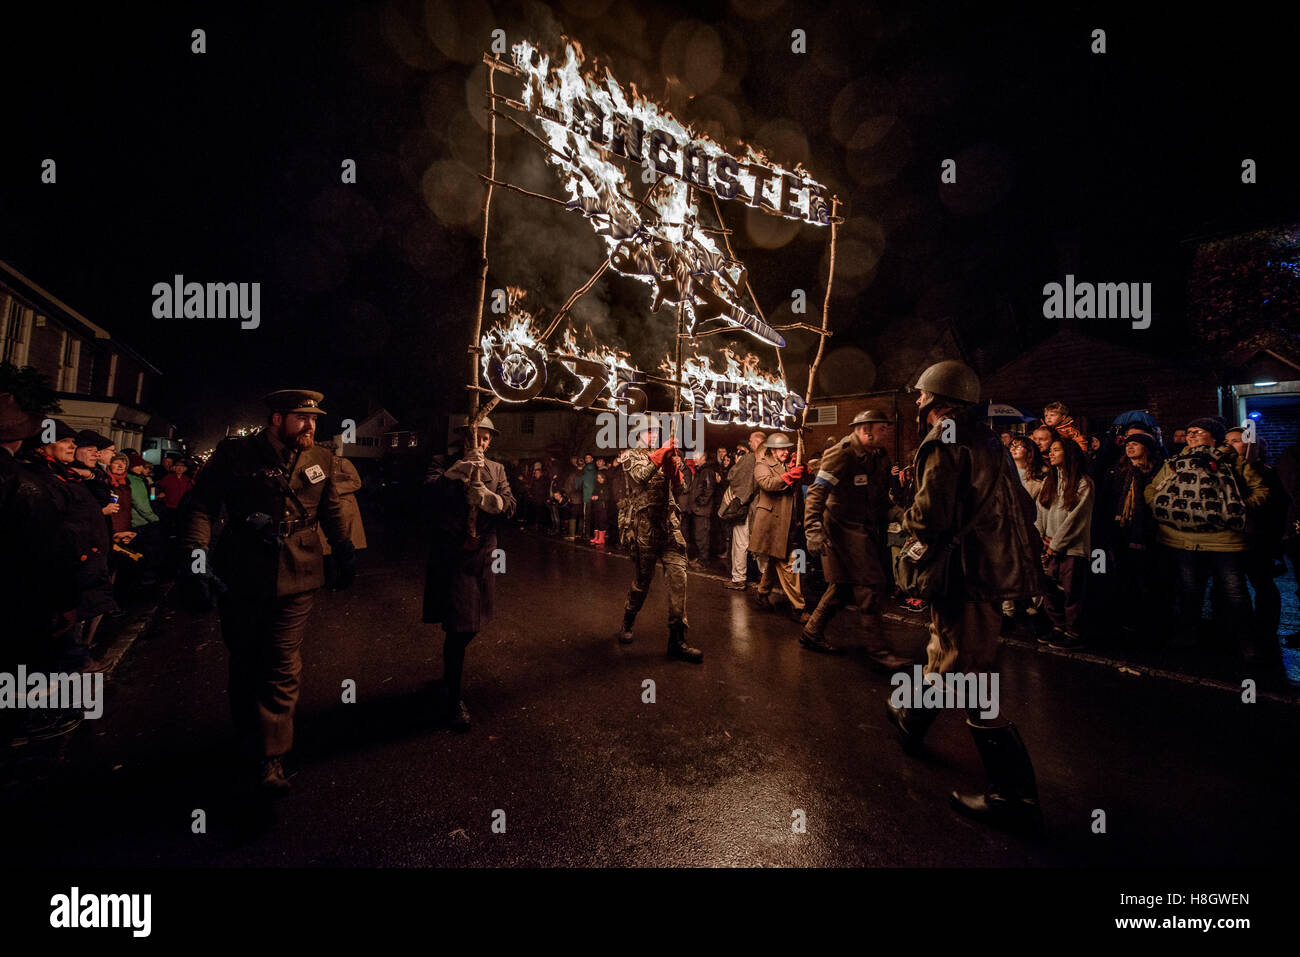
[618,419,703,663]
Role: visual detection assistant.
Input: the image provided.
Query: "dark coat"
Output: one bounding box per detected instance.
[1101,460,1159,549]
[677,461,716,516]
[902,407,1044,602]
[804,431,892,586]
[422,454,516,632]
[1,447,79,644]
[183,430,350,598]
[19,449,114,618]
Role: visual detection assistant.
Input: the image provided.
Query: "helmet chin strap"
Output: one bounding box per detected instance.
[917,398,939,438]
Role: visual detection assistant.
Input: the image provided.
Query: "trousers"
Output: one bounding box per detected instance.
[624,536,688,628]
[925,598,1003,721]
[730,520,751,583]
[219,590,316,758]
[758,554,804,609]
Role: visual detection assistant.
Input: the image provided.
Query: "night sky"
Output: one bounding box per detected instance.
[2,1,1296,448]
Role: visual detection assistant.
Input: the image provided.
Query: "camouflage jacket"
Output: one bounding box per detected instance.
[620,446,682,542]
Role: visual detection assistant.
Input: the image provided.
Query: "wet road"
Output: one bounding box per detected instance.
[4,529,1298,867]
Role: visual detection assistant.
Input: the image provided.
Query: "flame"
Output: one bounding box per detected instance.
[480,291,543,385]
[510,39,817,346]
[666,349,800,429]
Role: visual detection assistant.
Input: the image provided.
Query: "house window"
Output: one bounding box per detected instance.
[2,298,31,365]
[106,354,118,396]
[59,334,81,392]
[390,436,399,448]
[407,436,418,448]
[521,414,535,435]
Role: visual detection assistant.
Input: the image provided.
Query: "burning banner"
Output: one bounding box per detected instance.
[480,291,803,430]
[469,37,839,437]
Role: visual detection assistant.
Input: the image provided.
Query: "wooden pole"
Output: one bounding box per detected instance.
[798,197,840,463]
[466,62,499,538]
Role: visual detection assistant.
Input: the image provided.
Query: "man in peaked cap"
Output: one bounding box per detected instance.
[801,408,912,666]
[181,389,357,793]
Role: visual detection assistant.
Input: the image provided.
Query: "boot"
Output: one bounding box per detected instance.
[883,699,939,755]
[950,722,1043,835]
[799,629,844,655]
[259,756,292,793]
[667,623,703,663]
[442,699,471,733]
[596,530,607,546]
[619,610,636,645]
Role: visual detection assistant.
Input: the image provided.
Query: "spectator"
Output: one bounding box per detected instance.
[1009,436,1047,499]
[0,367,81,743]
[20,420,115,673]
[1277,428,1300,645]
[580,454,598,540]
[1144,417,1268,659]
[1165,427,1188,458]
[156,458,195,537]
[1101,431,1162,640]
[1226,426,1288,671]
[589,470,610,546]
[1031,425,1059,456]
[126,452,162,585]
[1004,436,1049,633]
[1036,437,1094,649]
[710,448,731,560]
[723,432,766,590]
[677,451,715,567]
[1042,402,1088,453]
[527,462,551,532]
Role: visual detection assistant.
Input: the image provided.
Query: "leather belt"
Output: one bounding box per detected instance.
[277,516,318,538]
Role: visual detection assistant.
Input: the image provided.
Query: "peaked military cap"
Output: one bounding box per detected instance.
[263,390,327,415]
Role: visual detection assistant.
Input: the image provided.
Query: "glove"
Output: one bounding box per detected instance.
[331,540,357,590]
[805,526,827,554]
[466,480,504,514]
[179,568,228,613]
[781,464,807,484]
[648,440,677,469]
[445,449,484,482]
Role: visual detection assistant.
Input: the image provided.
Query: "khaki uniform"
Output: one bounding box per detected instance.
[803,432,908,664]
[183,429,349,758]
[622,447,689,629]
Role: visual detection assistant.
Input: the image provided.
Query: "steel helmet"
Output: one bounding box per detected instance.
[850,408,892,427]
[913,360,980,405]
[763,433,795,449]
[455,414,498,435]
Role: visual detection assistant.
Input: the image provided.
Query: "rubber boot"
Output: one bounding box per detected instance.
[883,699,939,755]
[667,623,703,663]
[950,721,1043,835]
